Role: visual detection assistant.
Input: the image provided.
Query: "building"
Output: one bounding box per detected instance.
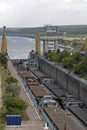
[35,25,63,55]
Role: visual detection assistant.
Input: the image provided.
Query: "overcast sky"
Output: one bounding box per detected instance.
[0,0,87,27]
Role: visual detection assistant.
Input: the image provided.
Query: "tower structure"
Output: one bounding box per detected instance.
[1,26,7,55]
[85,38,87,53]
[35,38,40,54]
[37,25,63,55]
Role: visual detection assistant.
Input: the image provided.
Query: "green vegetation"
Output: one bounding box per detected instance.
[6,76,18,84]
[46,50,87,78]
[1,97,28,122]
[47,52,58,62]
[0,53,8,69]
[5,84,20,97]
[0,59,29,126]
[3,97,28,113]
[0,25,87,38]
[59,25,87,36]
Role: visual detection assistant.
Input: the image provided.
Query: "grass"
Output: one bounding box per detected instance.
[0,65,9,130]
[0,66,10,94]
[0,124,5,130]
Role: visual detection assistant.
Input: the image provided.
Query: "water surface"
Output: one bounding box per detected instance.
[0,36,35,59]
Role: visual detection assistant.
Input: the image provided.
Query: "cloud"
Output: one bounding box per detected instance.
[0,0,87,27]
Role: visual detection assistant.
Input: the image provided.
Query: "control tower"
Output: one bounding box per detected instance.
[35,38,40,54]
[35,25,63,55]
[1,26,7,55]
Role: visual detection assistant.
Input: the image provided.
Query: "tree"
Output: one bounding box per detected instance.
[62,52,83,70]
[3,97,28,115]
[6,76,18,84]
[48,52,58,62]
[62,57,74,69]
[71,52,81,63]
[57,48,60,54]
[5,84,20,97]
[58,50,70,63]
[74,57,87,74]
[0,53,8,68]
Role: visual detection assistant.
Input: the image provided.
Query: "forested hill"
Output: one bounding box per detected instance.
[59,25,87,36]
[0,25,87,37]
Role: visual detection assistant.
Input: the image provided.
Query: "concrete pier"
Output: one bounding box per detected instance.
[37,25,63,55]
[40,35,61,55]
[43,40,48,54]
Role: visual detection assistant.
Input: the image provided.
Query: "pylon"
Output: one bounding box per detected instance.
[85,38,87,53]
[1,26,7,55]
[35,38,40,54]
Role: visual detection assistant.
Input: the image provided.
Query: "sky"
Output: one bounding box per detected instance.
[0,0,87,27]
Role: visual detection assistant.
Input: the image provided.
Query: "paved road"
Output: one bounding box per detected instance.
[6,60,47,130]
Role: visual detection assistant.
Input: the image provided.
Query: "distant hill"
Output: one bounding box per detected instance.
[59,25,87,36]
[0,25,87,37]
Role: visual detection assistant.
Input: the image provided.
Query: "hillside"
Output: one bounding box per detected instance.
[0,25,87,37]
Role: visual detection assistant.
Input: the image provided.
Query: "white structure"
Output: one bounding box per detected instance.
[39,25,63,55]
[43,122,48,130]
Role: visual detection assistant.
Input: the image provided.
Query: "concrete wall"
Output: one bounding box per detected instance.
[37,55,87,106]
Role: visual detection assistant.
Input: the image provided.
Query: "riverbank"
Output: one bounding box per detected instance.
[0,63,29,129]
[0,65,9,130]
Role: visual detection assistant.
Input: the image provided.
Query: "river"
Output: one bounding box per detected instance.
[0,36,64,59]
[0,36,35,59]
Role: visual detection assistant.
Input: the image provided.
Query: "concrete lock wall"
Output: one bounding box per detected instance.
[37,55,87,106]
[79,80,87,105]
